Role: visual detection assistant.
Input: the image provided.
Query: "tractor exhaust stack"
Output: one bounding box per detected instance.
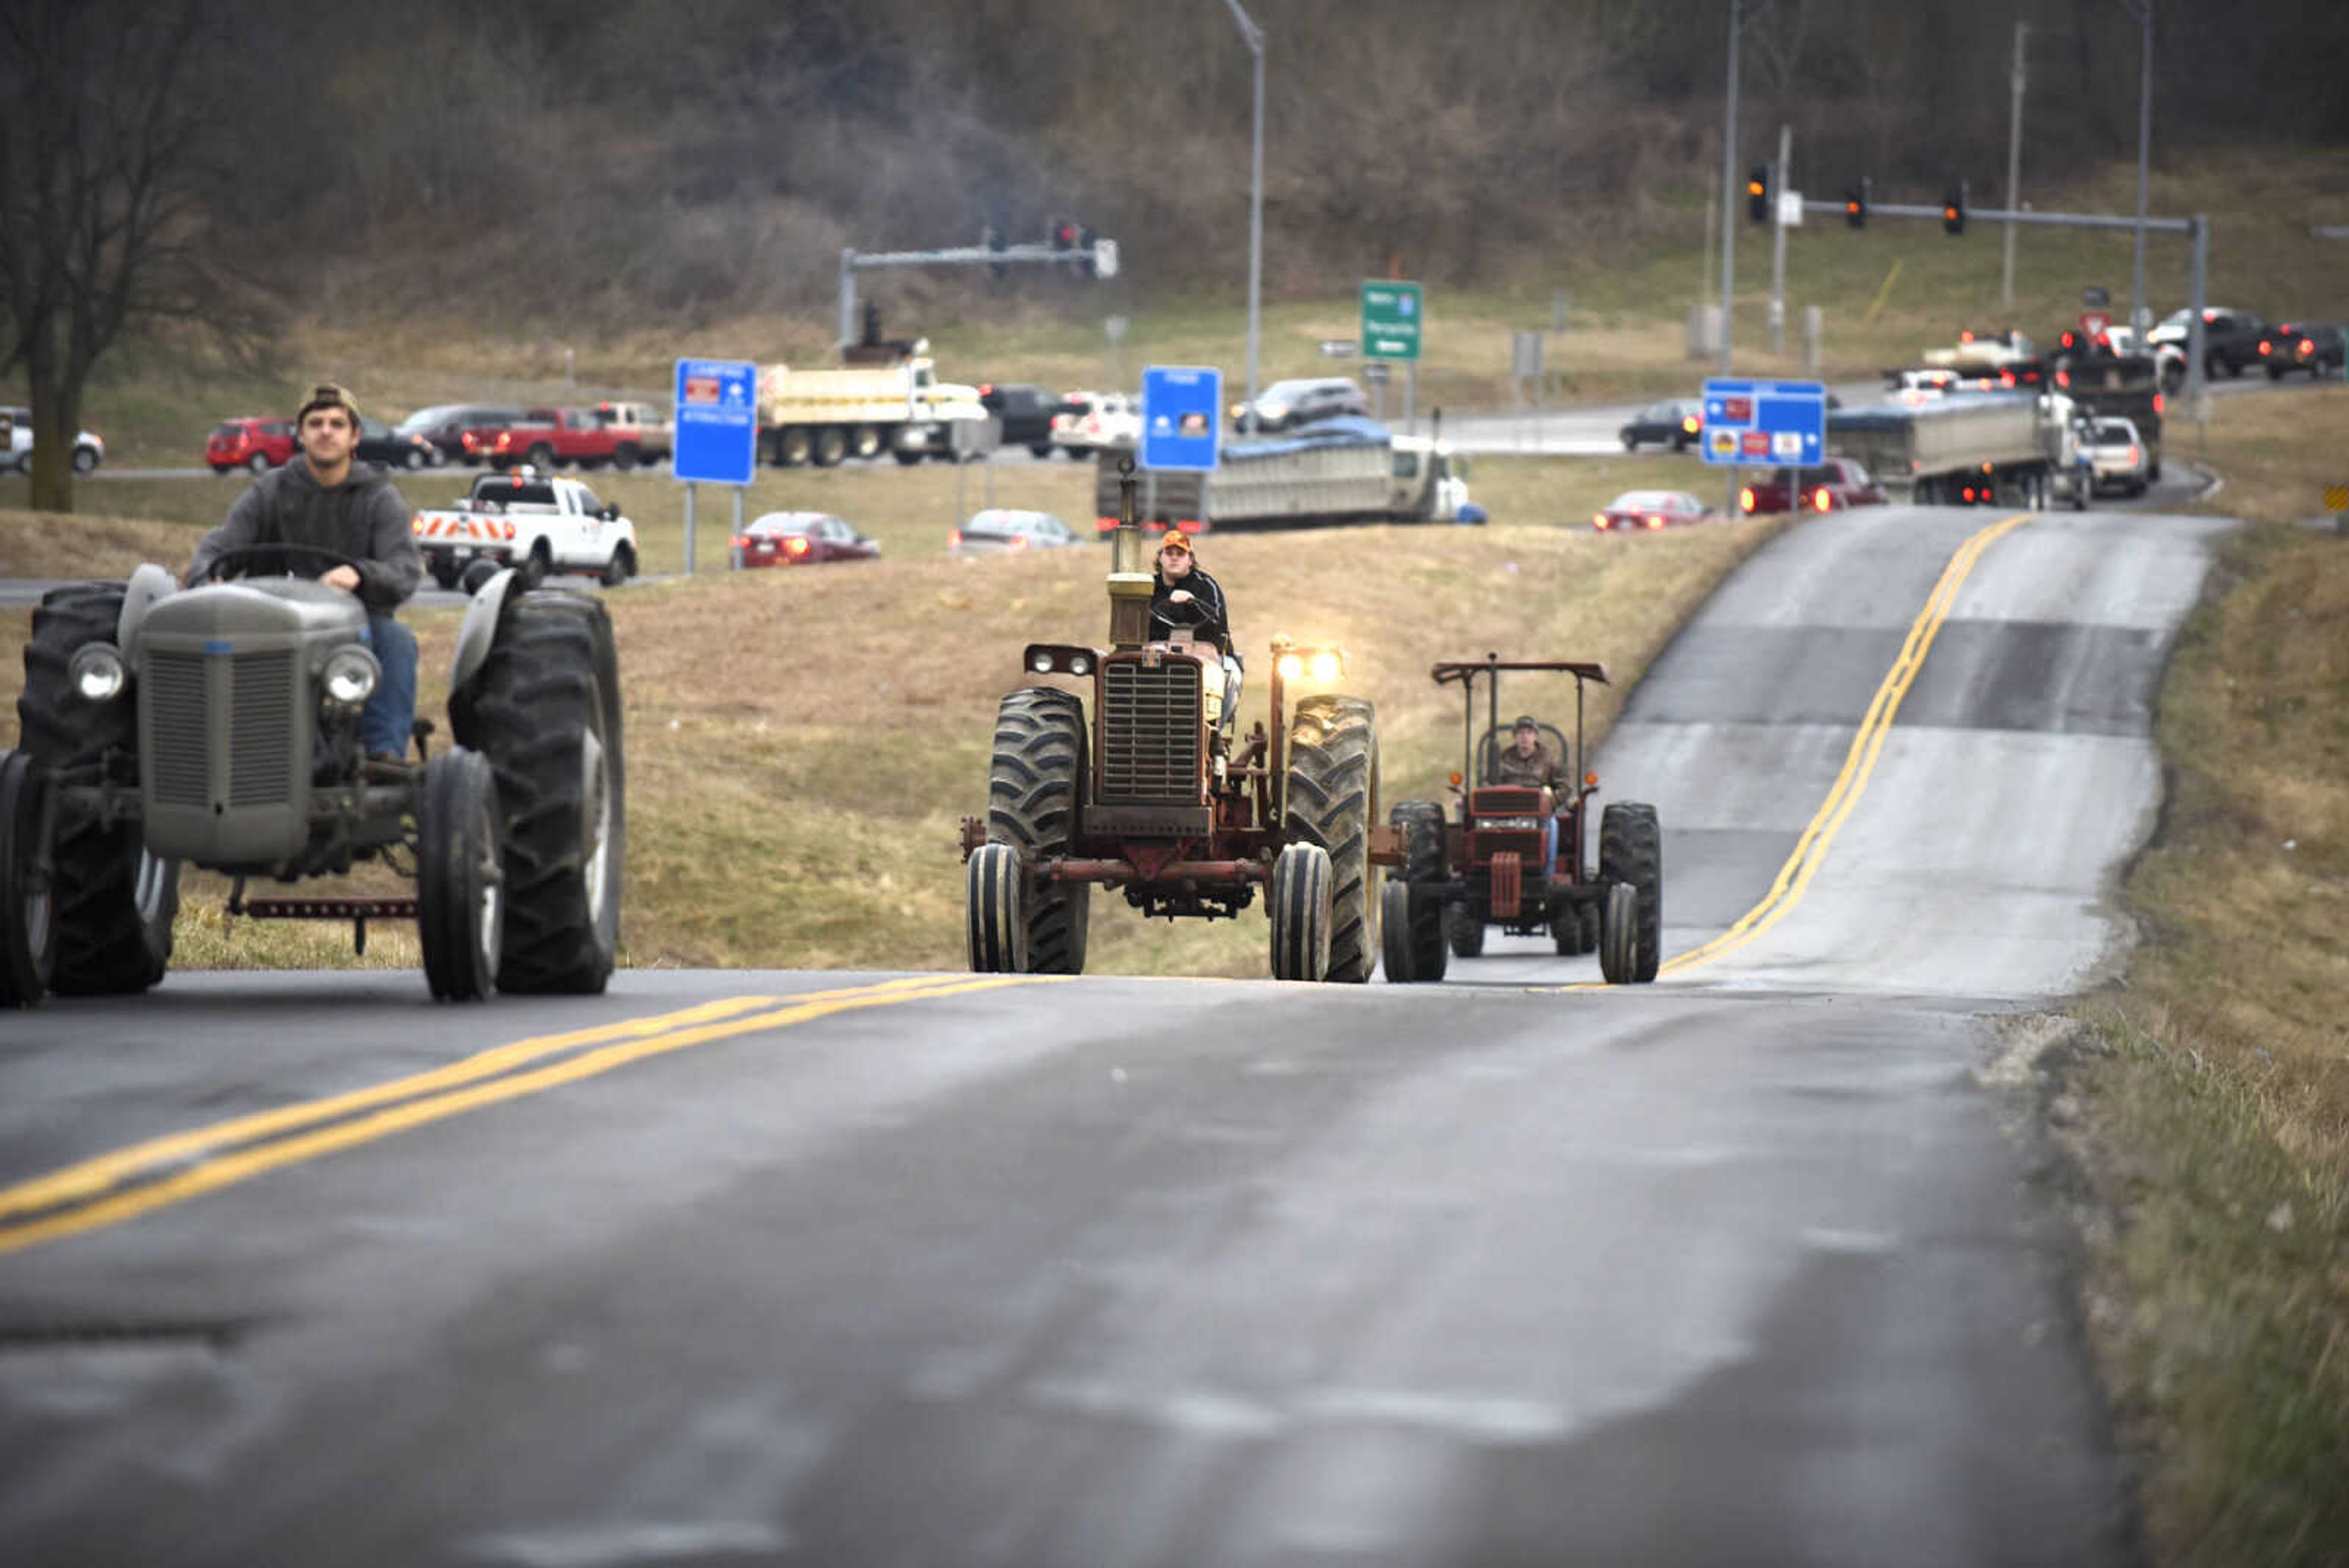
[1107,456,1153,648]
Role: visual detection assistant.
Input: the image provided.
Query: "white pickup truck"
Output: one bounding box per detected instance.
[411,469,639,590]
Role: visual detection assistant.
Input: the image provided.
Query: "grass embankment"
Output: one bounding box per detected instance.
[1,462,1783,978]
[2056,389,2349,1564]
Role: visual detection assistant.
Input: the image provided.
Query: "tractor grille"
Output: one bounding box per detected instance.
[1100,659,1201,801]
[144,648,297,808]
[230,651,295,806]
[145,652,210,806]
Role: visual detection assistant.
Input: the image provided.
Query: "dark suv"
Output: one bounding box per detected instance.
[397,404,527,464]
[978,383,1066,458]
[2258,322,2345,381]
[1229,376,1370,433]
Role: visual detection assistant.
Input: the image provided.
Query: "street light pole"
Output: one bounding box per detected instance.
[2002,20,2028,311]
[1718,0,1741,378]
[2128,0,2153,338]
[1223,0,1266,436]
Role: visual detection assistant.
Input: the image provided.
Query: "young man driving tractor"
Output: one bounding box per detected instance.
[1491,715,1568,860]
[1150,532,1244,734]
[187,383,425,764]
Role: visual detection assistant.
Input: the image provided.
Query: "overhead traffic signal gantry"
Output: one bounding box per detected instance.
[1943,180,1968,236]
[1747,164,1770,225]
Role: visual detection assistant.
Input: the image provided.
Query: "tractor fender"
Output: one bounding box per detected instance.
[116,563,179,659]
[448,567,522,699]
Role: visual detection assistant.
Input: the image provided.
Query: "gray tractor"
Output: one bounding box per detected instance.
[2,544,623,1005]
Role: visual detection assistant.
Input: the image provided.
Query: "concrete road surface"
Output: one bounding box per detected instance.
[0,505,2226,1566]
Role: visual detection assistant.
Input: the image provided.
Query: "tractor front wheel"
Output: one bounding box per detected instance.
[1268,841,1332,981]
[1285,694,1380,982]
[984,686,1089,973]
[1379,799,1447,983]
[452,593,625,995]
[417,748,503,1002]
[1598,801,1663,983]
[1445,902,1486,958]
[0,752,54,1006]
[965,843,1025,972]
[1597,881,1639,984]
[17,583,177,994]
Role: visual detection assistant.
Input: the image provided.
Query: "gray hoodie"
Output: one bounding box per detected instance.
[187,458,423,610]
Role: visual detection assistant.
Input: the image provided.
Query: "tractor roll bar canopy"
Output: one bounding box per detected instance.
[1431,655,1610,794]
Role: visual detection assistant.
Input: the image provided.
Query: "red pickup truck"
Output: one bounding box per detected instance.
[1739,456,1888,515]
[488,407,636,472]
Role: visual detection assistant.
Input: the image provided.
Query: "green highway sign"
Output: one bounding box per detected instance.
[1360,280,1423,361]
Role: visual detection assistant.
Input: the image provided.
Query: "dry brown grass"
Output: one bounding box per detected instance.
[2058,445,2349,1559]
[2175,384,2349,528]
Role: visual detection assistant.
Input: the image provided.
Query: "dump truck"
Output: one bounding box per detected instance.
[1828,390,2086,508]
[757,337,989,468]
[1090,416,1472,533]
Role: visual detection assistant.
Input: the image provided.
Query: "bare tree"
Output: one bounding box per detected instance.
[0,0,234,512]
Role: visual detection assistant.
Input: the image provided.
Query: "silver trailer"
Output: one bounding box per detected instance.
[1829,392,2081,509]
[1093,417,1470,532]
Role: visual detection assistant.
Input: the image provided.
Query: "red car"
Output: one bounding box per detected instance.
[1591,489,1720,532]
[732,511,881,569]
[206,417,297,474]
[1739,457,1888,515]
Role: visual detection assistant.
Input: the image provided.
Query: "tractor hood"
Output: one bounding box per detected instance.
[141,579,369,644]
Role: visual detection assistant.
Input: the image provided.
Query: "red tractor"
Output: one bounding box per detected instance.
[1380,657,1661,985]
[960,470,1398,981]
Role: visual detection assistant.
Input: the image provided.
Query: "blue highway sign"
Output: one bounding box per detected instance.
[1700,377,1827,468]
[1140,365,1223,472]
[672,358,759,485]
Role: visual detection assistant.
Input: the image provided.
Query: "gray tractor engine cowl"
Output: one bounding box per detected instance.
[136,579,373,867]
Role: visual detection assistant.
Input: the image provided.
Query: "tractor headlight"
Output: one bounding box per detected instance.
[1309,650,1340,681]
[322,645,380,707]
[1477,816,1542,832]
[1068,653,1091,676]
[1031,650,1054,672]
[1276,653,1303,681]
[68,643,127,702]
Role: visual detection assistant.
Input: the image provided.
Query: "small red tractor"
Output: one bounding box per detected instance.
[1380,656,1661,984]
[960,469,1399,981]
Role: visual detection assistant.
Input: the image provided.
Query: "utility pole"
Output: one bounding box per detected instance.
[2002,20,2028,311]
[1223,0,1266,434]
[1718,0,1742,378]
[2128,0,2153,338]
[1768,122,1791,354]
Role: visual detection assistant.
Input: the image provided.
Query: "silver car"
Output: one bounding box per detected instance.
[950,509,1083,556]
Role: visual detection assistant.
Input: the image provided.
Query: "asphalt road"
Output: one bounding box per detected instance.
[0,503,2225,1565]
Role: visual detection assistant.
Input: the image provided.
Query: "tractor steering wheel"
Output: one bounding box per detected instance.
[197,542,366,585]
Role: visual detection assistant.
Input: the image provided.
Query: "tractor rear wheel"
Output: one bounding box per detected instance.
[417,747,503,1002]
[1379,799,1447,983]
[1285,694,1379,983]
[984,686,1089,973]
[0,751,54,1006]
[16,583,177,994]
[1598,801,1663,983]
[966,842,1025,972]
[1445,902,1485,958]
[1268,841,1332,981]
[1597,880,1639,984]
[452,593,624,994]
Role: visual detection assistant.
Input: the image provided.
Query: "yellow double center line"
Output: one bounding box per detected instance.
[0,972,1055,1258]
[1558,510,2034,990]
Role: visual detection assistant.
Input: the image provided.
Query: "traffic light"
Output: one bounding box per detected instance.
[1747,164,1770,225]
[982,223,1006,279]
[1077,226,1099,278]
[1942,180,1967,236]
[1844,178,1869,230]
[1052,220,1079,255]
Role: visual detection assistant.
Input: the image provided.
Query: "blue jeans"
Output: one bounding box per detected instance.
[359,614,418,760]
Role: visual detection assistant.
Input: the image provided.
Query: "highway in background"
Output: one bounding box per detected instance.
[0,502,2222,1564]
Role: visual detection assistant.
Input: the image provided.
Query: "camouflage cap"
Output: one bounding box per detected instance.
[1513,715,1540,732]
[295,382,362,426]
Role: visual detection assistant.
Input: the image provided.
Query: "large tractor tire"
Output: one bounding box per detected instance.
[965,842,1025,973]
[15,582,177,995]
[0,751,54,1006]
[983,686,1090,973]
[1268,841,1332,982]
[1285,694,1379,983]
[1598,801,1663,983]
[452,592,624,995]
[416,747,503,1002]
[1445,901,1486,958]
[1379,799,1447,983]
